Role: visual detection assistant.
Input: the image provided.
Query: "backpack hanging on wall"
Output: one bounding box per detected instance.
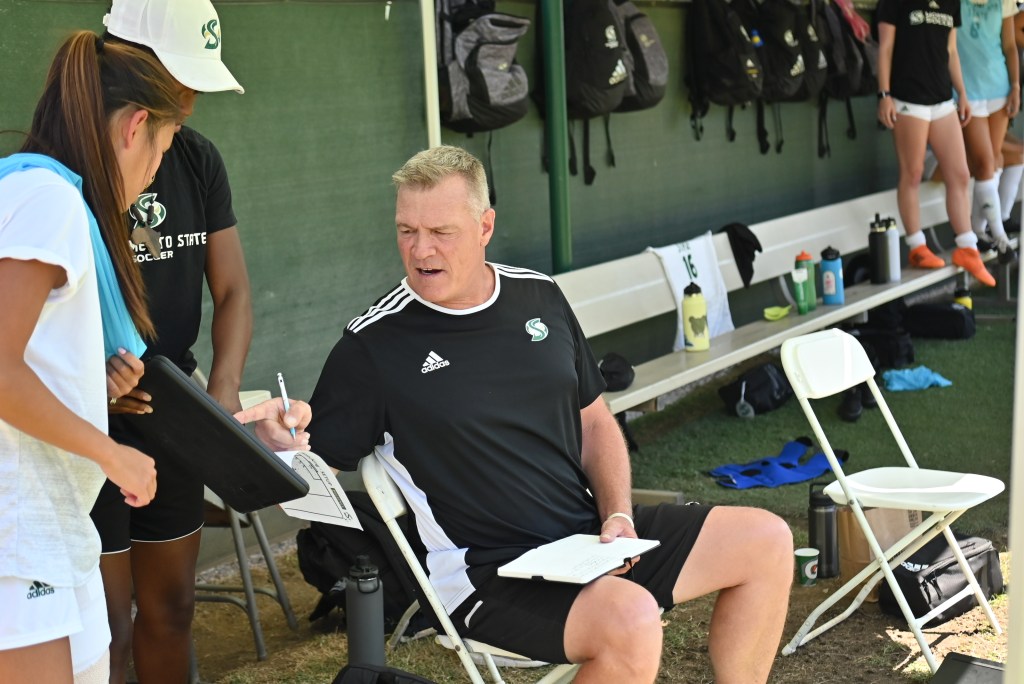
[815,0,878,157]
[437,0,531,134]
[436,0,530,204]
[685,0,764,142]
[733,0,814,154]
[536,0,630,185]
[612,0,669,112]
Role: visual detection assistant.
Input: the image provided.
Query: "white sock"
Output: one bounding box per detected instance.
[999,164,1024,220]
[955,231,979,249]
[971,189,988,238]
[973,177,1007,240]
[905,231,926,249]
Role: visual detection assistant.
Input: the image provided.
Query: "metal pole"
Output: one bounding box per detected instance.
[1005,268,1023,683]
[541,0,571,273]
[420,0,442,148]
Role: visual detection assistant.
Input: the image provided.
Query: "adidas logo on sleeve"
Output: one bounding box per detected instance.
[421,351,450,374]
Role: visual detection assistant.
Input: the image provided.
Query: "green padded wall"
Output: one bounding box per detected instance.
[0,0,899,397]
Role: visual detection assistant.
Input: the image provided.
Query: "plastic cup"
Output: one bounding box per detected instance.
[795,547,819,586]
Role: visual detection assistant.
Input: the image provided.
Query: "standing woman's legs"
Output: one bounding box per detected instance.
[0,639,73,684]
[999,132,1023,224]
[931,111,997,285]
[98,552,135,683]
[963,114,1000,240]
[986,108,1017,257]
[892,112,944,266]
[130,532,202,684]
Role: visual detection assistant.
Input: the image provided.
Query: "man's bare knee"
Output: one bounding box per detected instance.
[565,579,662,681]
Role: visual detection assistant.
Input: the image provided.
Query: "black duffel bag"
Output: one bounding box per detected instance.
[878,534,1003,627]
[904,302,976,340]
[333,664,437,684]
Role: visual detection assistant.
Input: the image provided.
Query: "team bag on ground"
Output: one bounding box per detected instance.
[333,664,437,684]
[296,490,431,635]
[878,534,1004,627]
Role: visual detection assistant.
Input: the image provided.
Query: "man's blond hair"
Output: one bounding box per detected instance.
[392,145,490,216]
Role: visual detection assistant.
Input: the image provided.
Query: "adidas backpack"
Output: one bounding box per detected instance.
[535,0,629,184]
[611,0,669,112]
[685,0,764,141]
[815,0,878,156]
[436,0,531,134]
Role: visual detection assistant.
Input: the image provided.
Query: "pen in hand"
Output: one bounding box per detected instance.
[276,372,297,439]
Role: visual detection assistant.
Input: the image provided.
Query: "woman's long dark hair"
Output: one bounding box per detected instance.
[20,31,181,338]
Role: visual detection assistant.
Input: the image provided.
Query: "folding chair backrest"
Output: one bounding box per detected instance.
[781,328,876,400]
[360,452,409,523]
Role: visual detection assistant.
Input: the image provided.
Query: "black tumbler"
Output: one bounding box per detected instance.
[808,482,839,579]
[346,555,385,666]
[868,213,889,285]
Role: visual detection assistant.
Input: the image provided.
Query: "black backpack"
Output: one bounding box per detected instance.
[685,0,764,142]
[612,0,669,112]
[815,0,879,157]
[733,0,813,154]
[436,0,531,134]
[296,490,429,633]
[536,0,630,185]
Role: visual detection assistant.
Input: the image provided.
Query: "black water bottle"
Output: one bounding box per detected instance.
[868,213,889,285]
[346,555,385,666]
[808,482,839,579]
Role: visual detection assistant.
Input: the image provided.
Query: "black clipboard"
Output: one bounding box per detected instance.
[125,355,309,513]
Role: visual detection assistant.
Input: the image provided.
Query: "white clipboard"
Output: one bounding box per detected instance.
[497,534,661,584]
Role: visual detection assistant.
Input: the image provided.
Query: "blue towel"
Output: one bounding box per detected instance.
[709,438,847,489]
[0,154,146,360]
[882,366,952,392]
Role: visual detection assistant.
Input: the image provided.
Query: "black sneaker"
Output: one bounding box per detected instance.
[977,237,995,253]
[1004,217,1020,236]
[838,386,863,422]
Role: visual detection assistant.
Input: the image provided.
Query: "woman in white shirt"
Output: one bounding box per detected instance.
[0,31,177,683]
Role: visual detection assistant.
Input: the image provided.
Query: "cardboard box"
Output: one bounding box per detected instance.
[837,506,922,602]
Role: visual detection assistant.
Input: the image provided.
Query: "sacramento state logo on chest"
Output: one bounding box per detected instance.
[525,318,548,341]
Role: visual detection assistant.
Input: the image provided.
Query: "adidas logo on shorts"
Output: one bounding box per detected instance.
[26,580,55,599]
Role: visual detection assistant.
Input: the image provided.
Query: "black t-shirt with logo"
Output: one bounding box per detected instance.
[127,125,237,374]
[877,0,962,104]
[308,265,607,612]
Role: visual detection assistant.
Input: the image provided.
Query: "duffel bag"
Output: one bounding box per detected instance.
[878,534,1003,627]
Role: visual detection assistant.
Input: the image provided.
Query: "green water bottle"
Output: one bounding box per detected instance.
[796,251,816,311]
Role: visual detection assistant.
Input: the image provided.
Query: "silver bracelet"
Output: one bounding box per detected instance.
[605,511,634,527]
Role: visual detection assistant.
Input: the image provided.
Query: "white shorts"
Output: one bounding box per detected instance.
[893,98,957,122]
[967,97,1008,118]
[0,568,111,675]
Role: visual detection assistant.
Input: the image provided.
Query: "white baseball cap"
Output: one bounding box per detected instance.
[104,0,244,94]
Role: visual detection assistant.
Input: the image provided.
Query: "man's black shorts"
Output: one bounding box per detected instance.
[447,502,714,664]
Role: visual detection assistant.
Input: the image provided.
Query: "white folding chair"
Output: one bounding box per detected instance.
[779,328,1004,673]
[359,454,579,684]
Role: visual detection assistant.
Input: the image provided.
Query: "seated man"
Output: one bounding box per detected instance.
[307,145,793,683]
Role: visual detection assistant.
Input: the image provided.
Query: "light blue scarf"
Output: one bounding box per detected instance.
[0,153,146,359]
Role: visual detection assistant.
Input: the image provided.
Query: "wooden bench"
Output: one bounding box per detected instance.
[554,182,1007,416]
